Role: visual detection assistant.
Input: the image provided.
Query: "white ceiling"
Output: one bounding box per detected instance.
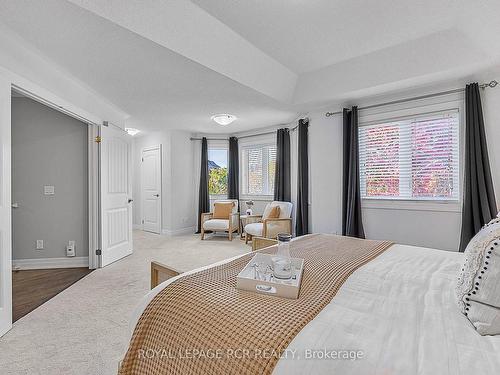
[191,0,458,73]
[0,0,297,133]
[1,0,500,134]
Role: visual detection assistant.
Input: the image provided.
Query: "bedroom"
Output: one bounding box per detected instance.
[0,0,500,374]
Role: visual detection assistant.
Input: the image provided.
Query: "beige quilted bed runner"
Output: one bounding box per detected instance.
[119,234,393,375]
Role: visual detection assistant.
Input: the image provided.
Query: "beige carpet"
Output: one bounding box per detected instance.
[0,230,250,375]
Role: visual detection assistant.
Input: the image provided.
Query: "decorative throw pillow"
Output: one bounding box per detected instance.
[456,217,500,335]
[265,206,280,219]
[213,202,234,219]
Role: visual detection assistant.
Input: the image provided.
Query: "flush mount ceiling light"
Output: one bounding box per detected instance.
[211,114,237,126]
[125,127,140,136]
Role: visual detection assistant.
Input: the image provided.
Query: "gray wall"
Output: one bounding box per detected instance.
[12,97,88,260]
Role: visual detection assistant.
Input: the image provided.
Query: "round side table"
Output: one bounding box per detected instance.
[239,214,248,240]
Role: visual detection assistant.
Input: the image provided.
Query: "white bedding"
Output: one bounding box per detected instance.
[130,244,500,375]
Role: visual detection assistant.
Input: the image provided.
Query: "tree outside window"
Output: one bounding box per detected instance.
[208,149,228,196]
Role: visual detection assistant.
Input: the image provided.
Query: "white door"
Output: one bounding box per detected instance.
[141,145,162,234]
[100,124,133,267]
[0,80,12,336]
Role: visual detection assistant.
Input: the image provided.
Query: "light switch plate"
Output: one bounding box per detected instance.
[44,185,55,195]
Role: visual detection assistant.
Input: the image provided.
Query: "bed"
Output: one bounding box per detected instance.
[123,235,500,375]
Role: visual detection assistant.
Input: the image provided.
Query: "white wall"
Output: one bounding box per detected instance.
[132,130,195,234]
[481,83,500,203]
[170,131,197,232]
[309,110,343,235]
[308,80,500,251]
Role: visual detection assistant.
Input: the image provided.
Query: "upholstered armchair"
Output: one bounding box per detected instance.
[244,201,293,244]
[201,199,240,241]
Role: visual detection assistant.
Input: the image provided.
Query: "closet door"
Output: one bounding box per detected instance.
[141,145,162,234]
[100,124,133,266]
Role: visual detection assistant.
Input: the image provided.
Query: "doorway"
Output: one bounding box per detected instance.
[0,82,133,337]
[141,145,162,234]
[11,91,91,321]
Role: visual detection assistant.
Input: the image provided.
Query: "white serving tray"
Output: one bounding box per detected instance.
[236,253,304,299]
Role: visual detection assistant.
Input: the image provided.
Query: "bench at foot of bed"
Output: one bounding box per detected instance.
[150,261,181,289]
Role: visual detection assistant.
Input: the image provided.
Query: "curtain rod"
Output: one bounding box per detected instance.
[189,117,309,141]
[324,80,498,117]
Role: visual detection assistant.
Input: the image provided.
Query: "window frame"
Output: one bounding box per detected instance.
[239,135,276,201]
[358,96,464,212]
[207,141,229,200]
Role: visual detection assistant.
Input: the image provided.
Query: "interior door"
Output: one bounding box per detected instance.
[0,80,12,337]
[100,123,132,267]
[141,145,161,234]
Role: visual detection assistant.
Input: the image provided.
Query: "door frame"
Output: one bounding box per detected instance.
[140,144,162,233]
[88,124,100,269]
[0,78,12,337]
[10,84,99,271]
[0,77,117,337]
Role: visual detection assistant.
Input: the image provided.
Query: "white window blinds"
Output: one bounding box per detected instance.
[242,144,276,196]
[359,110,460,201]
[247,147,263,194]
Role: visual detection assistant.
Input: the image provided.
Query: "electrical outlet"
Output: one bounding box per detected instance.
[66,240,76,257]
[36,240,44,250]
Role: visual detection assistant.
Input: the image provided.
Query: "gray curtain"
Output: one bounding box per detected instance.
[295,119,309,236]
[196,137,210,233]
[459,83,498,251]
[228,136,239,209]
[274,128,291,202]
[342,107,365,238]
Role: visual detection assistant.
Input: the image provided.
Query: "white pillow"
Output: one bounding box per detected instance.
[456,217,500,335]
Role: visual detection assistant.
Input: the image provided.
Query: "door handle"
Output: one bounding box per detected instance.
[128,199,133,203]
[153,194,160,197]
[12,202,19,208]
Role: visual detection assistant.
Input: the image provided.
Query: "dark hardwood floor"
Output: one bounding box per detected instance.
[12,267,93,322]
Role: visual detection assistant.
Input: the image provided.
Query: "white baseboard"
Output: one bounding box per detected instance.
[161,226,196,236]
[13,256,89,270]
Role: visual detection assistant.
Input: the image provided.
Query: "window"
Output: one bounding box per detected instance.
[208,148,228,196]
[359,110,460,201]
[241,144,276,196]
